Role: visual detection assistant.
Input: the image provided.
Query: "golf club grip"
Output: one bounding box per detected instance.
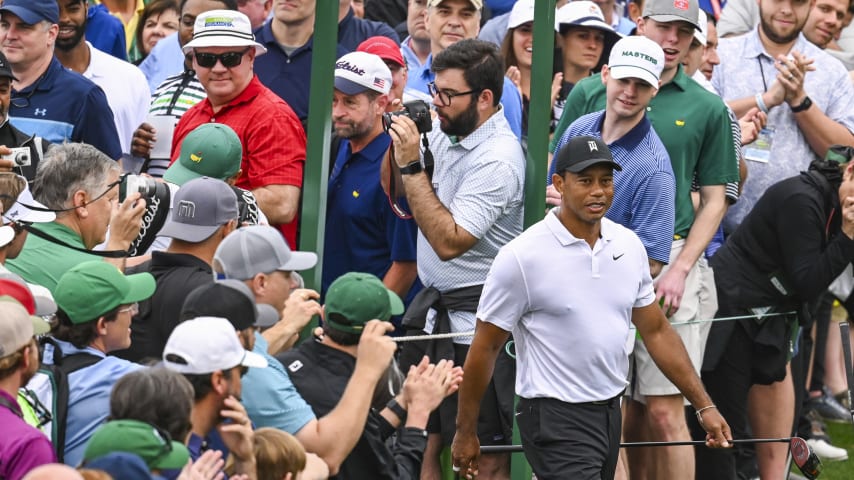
[840,322,854,421]
[479,438,792,453]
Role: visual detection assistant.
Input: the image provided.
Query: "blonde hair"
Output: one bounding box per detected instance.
[253,428,307,480]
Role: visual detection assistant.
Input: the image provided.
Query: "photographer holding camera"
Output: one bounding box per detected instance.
[7,143,146,292]
[386,39,525,480]
[324,51,419,308]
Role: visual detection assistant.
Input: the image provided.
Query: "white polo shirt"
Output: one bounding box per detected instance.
[83,42,152,159]
[477,209,655,403]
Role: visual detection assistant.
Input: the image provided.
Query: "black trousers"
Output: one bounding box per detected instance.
[516,396,621,480]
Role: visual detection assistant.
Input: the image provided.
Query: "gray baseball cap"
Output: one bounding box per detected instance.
[158,177,238,242]
[213,225,317,280]
[642,0,701,30]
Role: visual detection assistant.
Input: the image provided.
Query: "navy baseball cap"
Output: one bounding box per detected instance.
[0,0,60,25]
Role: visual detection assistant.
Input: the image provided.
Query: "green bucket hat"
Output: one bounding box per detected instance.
[164,123,243,186]
[54,261,156,324]
[324,272,404,334]
[83,419,190,470]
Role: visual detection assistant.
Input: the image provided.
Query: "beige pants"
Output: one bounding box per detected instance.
[630,239,717,401]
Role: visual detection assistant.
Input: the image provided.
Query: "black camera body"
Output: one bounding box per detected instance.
[382,100,432,134]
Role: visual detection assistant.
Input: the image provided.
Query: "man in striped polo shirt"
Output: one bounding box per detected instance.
[548,36,676,279]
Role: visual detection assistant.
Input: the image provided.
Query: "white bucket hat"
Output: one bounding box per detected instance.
[182,10,267,55]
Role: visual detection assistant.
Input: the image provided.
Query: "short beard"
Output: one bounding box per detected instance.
[55,24,87,52]
[439,98,479,137]
[334,119,374,140]
[759,15,801,45]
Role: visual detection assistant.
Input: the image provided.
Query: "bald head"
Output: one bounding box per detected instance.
[22,464,85,480]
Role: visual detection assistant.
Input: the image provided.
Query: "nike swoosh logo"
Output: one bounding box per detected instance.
[613,253,624,260]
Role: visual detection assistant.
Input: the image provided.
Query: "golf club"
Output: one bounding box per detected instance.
[840,322,854,425]
[480,436,822,479]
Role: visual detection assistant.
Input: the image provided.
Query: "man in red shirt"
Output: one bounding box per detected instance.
[170,9,306,247]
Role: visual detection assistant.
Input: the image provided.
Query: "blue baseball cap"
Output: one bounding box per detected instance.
[0,0,59,25]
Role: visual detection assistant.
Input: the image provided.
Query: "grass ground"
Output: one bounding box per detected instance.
[812,422,854,479]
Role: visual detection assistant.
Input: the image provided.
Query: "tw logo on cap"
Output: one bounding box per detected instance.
[588,141,599,152]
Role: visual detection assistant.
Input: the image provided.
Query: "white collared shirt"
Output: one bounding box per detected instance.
[477,209,655,402]
[82,42,151,159]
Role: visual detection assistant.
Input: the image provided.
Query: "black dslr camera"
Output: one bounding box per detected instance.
[382,100,432,134]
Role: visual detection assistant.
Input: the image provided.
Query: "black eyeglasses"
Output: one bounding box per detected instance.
[79,177,122,209]
[194,48,251,69]
[427,82,480,107]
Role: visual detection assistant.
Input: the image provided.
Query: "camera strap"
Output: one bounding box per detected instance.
[23,224,129,258]
[387,145,412,219]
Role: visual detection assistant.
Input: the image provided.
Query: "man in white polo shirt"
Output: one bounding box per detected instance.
[451,136,732,479]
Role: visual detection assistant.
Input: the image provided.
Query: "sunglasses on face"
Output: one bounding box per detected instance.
[194,47,251,68]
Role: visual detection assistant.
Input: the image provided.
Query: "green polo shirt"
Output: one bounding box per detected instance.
[7,222,101,293]
[550,66,739,238]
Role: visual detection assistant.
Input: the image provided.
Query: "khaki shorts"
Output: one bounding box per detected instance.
[630,239,716,402]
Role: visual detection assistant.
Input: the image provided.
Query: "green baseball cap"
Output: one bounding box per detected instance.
[324,272,404,334]
[83,420,190,470]
[54,261,156,324]
[163,123,242,186]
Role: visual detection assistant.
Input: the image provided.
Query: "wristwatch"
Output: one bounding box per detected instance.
[791,96,812,113]
[399,160,423,176]
[386,397,407,421]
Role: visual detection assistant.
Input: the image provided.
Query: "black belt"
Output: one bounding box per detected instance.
[585,391,624,407]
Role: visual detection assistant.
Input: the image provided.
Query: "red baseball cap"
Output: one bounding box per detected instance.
[357,36,405,68]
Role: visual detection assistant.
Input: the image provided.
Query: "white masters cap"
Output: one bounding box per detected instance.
[162,316,268,374]
[607,36,666,88]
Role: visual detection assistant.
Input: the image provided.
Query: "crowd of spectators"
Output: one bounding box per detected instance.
[1,0,854,478]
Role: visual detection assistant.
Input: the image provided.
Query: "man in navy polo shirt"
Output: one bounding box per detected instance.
[0,0,121,161]
[323,51,419,311]
[547,36,676,278]
[253,0,348,127]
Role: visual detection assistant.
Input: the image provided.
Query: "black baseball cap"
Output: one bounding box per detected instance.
[180,280,278,331]
[554,136,622,174]
[0,51,16,81]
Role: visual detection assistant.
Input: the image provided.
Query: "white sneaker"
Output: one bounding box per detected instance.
[806,438,849,461]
